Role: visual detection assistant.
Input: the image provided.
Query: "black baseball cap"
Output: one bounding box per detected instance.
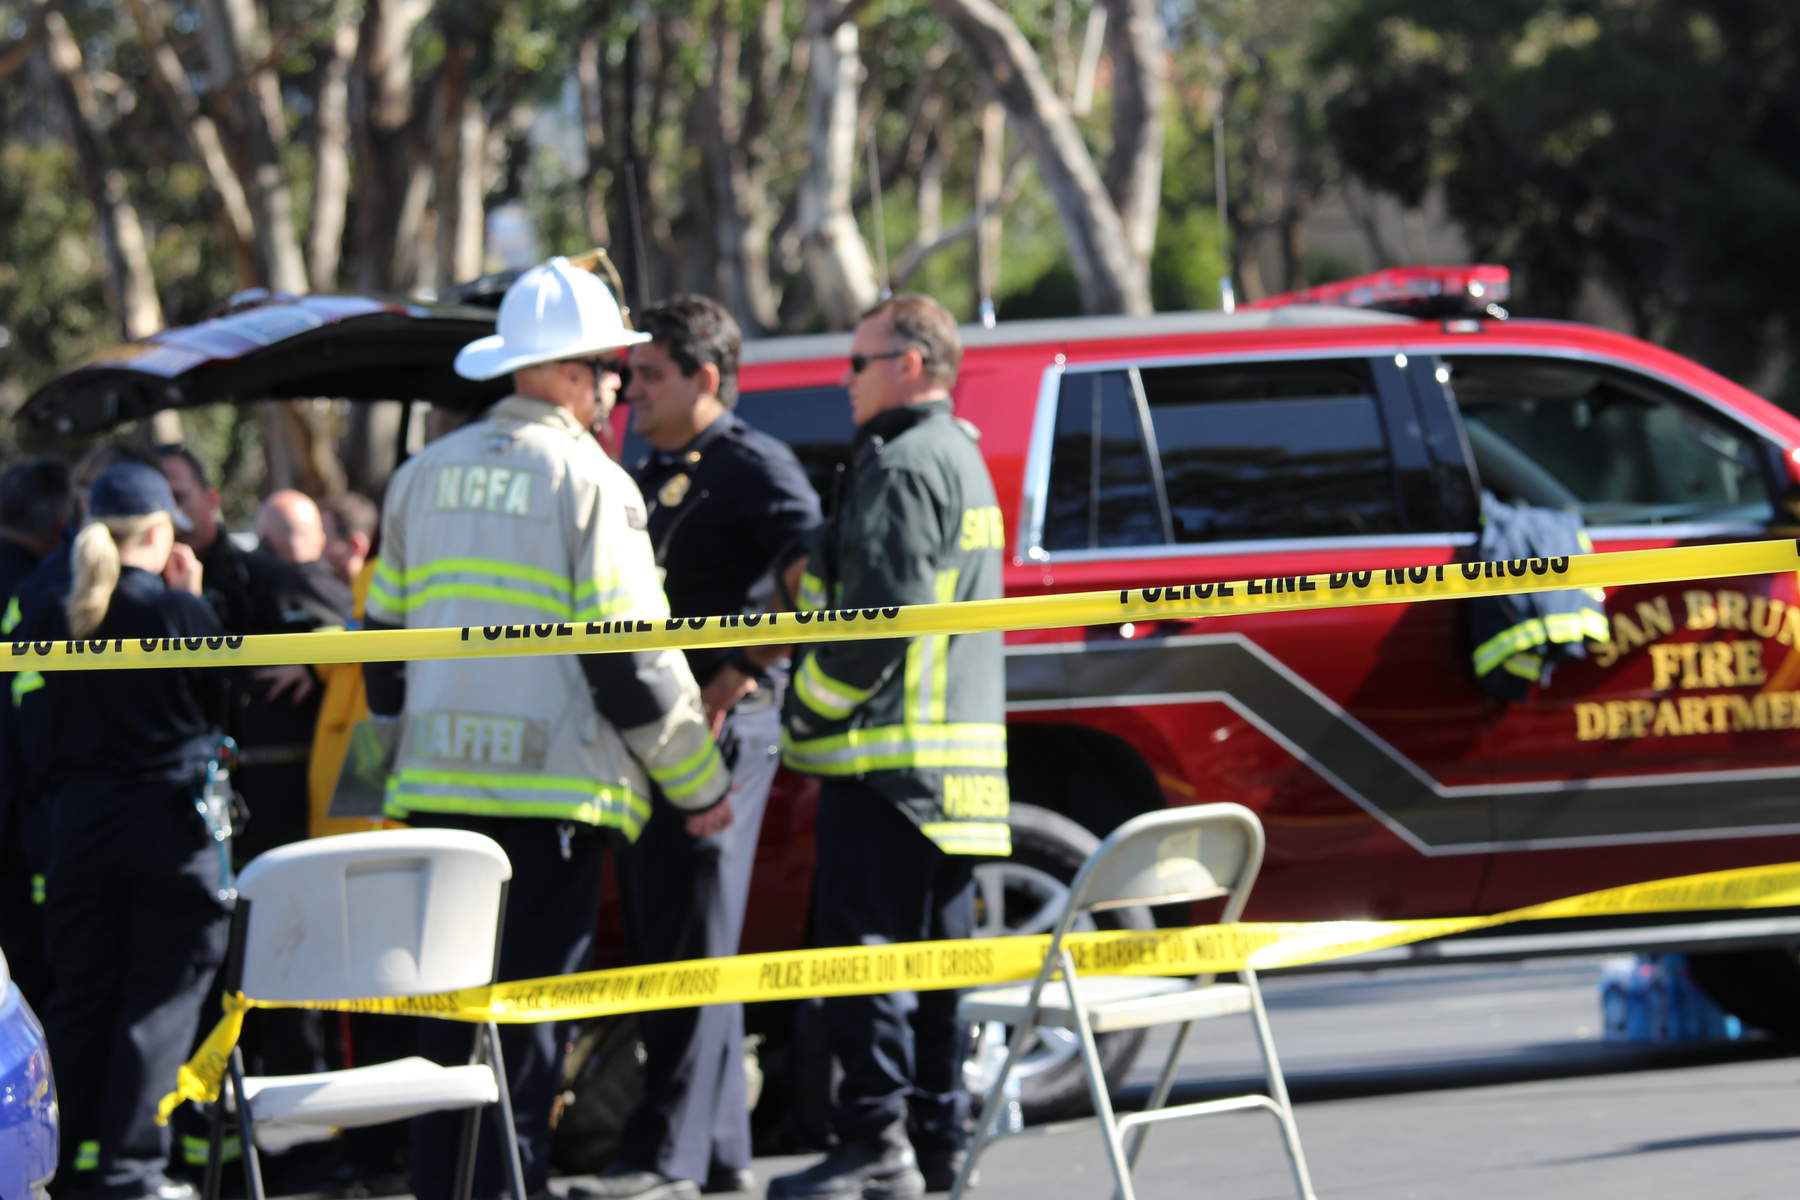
[88,461,193,532]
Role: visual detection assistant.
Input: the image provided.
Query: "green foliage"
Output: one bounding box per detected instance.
[1318,0,1800,400]
[1150,206,1228,312]
[0,144,112,402]
[1148,84,1228,312]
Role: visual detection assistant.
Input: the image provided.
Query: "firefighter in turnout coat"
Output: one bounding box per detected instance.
[774,294,1010,1200]
[362,258,732,1200]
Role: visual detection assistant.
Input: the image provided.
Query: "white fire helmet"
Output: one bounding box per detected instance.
[453,256,649,381]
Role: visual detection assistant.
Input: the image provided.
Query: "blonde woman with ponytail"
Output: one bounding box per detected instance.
[13,461,230,1197]
[65,509,198,636]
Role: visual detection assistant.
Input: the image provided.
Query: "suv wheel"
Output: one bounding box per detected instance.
[964,802,1153,1124]
[1686,947,1800,1038]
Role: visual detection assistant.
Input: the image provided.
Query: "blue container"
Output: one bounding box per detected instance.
[1599,954,1742,1044]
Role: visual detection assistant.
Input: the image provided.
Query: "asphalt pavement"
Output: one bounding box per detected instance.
[314,955,1798,1199]
[717,957,1800,1199]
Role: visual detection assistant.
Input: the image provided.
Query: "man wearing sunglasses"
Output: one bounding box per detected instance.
[363,258,732,1200]
[774,294,1012,1200]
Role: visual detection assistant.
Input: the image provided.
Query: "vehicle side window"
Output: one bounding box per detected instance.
[1140,359,1401,543]
[1042,371,1161,551]
[1444,356,1774,527]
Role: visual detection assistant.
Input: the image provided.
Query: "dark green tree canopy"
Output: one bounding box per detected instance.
[1320,0,1800,397]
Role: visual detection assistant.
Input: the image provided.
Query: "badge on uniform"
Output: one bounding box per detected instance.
[659,473,692,507]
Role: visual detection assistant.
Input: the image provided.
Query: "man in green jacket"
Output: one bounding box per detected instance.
[773,294,1010,1200]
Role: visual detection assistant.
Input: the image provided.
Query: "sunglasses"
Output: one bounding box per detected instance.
[577,356,630,387]
[849,349,911,374]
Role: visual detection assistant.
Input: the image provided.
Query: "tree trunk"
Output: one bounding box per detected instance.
[618,21,688,305]
[339,401,406,500]
[1071,5,1106,117]
[342,0,432,497]
[431,42,485,294]
[932,0,1150,314]
[202,0,307,293]
[575,31,612,248]
[200,0,338,493]
[308,21,358,292]
[120,0,259,284]
[703,1,782,333]
[33,0,183,443]
[0,18,44,84]
[353,0,433,293]
[973,100,1005,323]
[1099,0,1166,267]
[798,0,880,329]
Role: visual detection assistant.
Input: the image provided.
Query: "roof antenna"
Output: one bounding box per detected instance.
[976,196,997,330]
[623,158,651,312]
[1213,107,1236,314]
[867,135,892,300]
[619,23,651,314]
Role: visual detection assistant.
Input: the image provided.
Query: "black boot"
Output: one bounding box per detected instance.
[915,1147,977,1193]
[766,1126,925,1200]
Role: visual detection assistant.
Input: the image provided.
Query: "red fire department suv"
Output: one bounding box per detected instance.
[23,264,1800,1137]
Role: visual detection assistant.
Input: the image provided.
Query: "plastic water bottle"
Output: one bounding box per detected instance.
[998,1068,1024,1136]
[969,1034,1024,1136]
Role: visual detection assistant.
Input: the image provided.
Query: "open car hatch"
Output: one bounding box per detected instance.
[20,292,506,434]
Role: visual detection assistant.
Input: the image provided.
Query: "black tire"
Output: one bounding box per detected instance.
[1686,947,1800,1038]
[971,802,1153,1124]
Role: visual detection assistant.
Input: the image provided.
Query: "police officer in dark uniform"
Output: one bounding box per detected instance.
[155,447,343,858]
[18,462,231,1200]
[6,444,164,1017]
[580,295,819,1200]
[154,445,343,1183]
[0,456,76,1006]
[0,457,71,618]
[772,295,1011,1200]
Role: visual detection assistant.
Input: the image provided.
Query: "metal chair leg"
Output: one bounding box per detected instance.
[202,1095,227,1200]
[951,989,1052,1200]
[1060,950,1137,1200]
[1124,1018,1196,1169]
[1245,973,1317,1200]
[453,1023,485,1200]
[226,1049,266,1200]
[483,1022,528,1200]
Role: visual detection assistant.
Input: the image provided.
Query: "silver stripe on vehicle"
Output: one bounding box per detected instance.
[1006,633,1800,855]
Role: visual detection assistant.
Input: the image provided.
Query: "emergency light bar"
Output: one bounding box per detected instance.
[1246,265,1510,319]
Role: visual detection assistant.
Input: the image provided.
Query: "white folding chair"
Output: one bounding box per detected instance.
[201,828,525,1200]
[952,803,1316,1200]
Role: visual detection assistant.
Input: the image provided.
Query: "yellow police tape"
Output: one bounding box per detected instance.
[159,857,1800,1123]
[14,538,1800,672]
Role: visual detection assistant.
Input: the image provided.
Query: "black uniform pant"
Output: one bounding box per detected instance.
[42,776,229,1199]
[618,688,780,1183]
[812,780,975,1150]
[0,789,50,1008]
[407,813,609,1200]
